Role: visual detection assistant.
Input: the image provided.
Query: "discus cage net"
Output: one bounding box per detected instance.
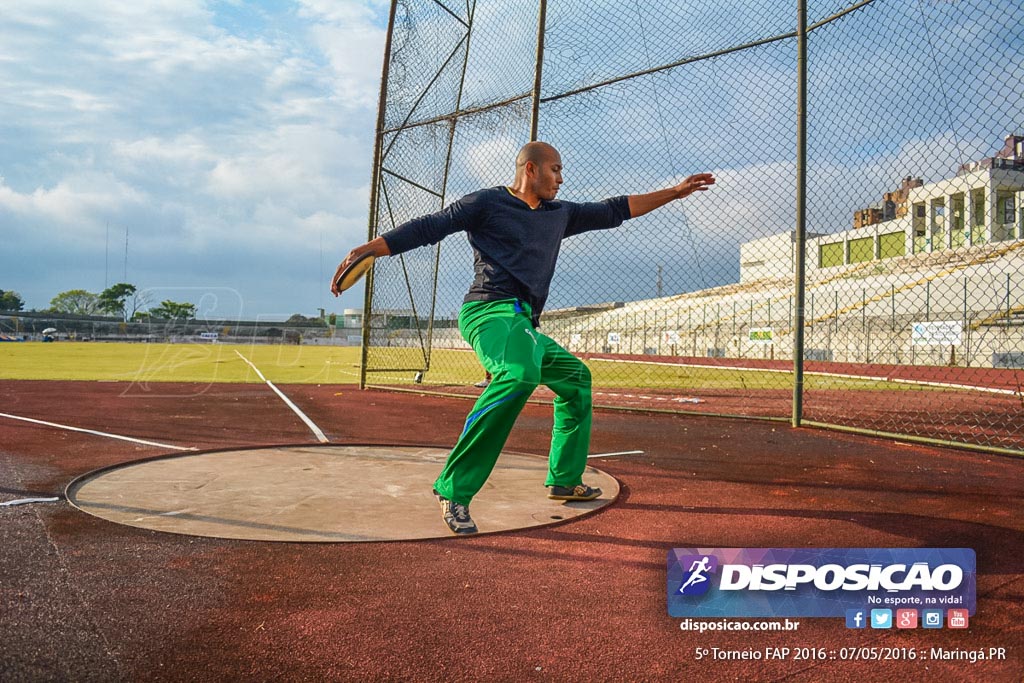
[361,0,1024,456]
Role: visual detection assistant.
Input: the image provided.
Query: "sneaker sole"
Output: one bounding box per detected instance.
[547,492,601,501]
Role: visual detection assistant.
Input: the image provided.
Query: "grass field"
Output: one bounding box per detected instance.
[0,342,911,393]
[0,342,363,384]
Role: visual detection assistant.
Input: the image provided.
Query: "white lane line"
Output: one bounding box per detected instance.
[1,497,61,507]
[588,450,645,459]
[0,412,195,451]
[588,357,1019,396]
[235,351,330,443]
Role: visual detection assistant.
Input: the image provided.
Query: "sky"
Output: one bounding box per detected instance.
[2,0,1020,320]
[1,0,389,319]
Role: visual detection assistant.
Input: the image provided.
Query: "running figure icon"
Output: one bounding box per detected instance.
[678,556,712,594]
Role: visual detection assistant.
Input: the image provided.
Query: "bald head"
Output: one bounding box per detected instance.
[515,141,560,170]
[510,141,564,204]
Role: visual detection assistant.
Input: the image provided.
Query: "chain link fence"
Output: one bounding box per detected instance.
[364,0,1024,455]
[0,311,342,346]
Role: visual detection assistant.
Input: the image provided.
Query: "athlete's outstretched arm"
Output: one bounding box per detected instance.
[627,173,715,218]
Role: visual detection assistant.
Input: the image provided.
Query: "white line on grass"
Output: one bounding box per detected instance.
[0,412,195,451]
[588,450,645,459]
[234,351,330,443]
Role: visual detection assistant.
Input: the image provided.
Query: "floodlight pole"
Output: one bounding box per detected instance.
[792,0,808,427]
[360,0,399,390]
[530,0,547,140]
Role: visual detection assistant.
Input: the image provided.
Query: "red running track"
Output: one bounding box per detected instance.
[0,380,1022,681]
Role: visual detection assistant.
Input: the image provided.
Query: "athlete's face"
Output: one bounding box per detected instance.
[530,151,563,201]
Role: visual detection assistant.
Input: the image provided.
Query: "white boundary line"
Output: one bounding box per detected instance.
[235,351,330,443]
[585,357,1020,396]
[588,450,645,459]
[0,412,195,451]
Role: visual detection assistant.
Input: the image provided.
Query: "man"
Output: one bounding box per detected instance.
[332,141,714,534]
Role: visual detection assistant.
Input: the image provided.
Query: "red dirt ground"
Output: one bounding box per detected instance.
[1,379,1022,682]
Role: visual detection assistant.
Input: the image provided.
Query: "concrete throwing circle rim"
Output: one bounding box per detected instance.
[64,443,621,543]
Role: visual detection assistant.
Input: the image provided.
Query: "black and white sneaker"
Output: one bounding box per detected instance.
[433,489,478,534]
[547,484,602,501]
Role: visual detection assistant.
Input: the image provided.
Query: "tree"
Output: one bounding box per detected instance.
[0,289,25,311]
[49,289,100,315]
[286,313,327,327]
[98,283,137,321]
[126,288,152,320]
[149,300,196,320]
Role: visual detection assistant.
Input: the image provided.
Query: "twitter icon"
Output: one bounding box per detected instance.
[870,609,893,629]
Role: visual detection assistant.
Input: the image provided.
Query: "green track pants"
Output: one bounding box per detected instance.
[433,298,593,505]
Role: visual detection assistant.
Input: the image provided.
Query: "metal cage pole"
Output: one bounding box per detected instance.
[425,1,477,376]
[530,0,548,141]
[792,0,808,426]
[360,0,400,390]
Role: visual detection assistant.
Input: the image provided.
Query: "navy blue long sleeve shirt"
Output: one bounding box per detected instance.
[381,187,632,325]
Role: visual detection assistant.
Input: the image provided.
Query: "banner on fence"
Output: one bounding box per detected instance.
[911,321,962,347]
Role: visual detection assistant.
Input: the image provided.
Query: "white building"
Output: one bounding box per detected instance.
[740,135,1024,280]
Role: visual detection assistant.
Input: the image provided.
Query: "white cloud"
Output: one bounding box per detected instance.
[0,1,386,312]
[0,173,145,227]
[463,136,521,186]
[296,0,387,107]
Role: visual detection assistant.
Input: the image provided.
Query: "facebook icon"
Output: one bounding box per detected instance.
[846,609,867,629]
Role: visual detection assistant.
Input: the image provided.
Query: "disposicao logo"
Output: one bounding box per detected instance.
[667,548,975,618]
[676,555,718,596]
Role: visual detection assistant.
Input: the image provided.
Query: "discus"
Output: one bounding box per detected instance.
[334,253,376,292]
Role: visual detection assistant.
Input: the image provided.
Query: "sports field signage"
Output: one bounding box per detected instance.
[748,328,774,344]
[667,548,975,617]
[911,321,962,346]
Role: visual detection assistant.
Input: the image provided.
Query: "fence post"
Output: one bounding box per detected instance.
[643,309,648,352]
[891,284,896,331]
[792,0,808,428]
[360,0,400,391]
[862,287,867,361]
[530,0,547,141]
